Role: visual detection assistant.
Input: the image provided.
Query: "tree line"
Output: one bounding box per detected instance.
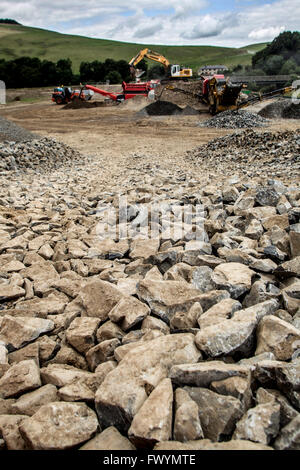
[0,57,135,88]
[0,55,166,88]
[0,19,20,24]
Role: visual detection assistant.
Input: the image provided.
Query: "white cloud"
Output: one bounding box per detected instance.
[248,25,286,40]
[0,0,299,47]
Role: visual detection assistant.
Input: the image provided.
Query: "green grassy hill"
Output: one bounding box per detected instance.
[0,23,268,73]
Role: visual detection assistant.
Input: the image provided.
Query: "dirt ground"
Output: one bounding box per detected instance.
[0,88,299,189]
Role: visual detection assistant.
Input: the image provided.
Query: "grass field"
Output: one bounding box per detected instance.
[0,23,268,73]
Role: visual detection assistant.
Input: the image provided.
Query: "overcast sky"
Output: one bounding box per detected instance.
[0,0,299,47]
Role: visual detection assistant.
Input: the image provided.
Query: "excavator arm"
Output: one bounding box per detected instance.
[129,48,170,69]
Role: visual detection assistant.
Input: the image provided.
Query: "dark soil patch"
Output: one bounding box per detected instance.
[63,98,114,110]
[136,100,183,117]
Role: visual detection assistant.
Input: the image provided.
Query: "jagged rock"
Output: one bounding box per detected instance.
[66,317,100,354]
[274,415,300,450]
[46,343,88,370]
[0,359,41,398]
[274,256,300,279]
[275,359,300,410]
[35,336,59,364]
[169,361,250,387]
[194,290,230,312]
[290,231,300,258]
[77,279,124,320]
[19,402,99,450]
[195,317,256,358]
[0,398,16,415]
[188,266,216,293]
[0,414,29,450]
[8,342,40,366]
[198,298,241,329]
[250,258,277,273]
[210,376,253,411]
[253,359,286,388]
[255,187,280,207]
[136,280,204,324]
[130,238,159,260]
[10,384,58,416]
[13,294,66,317]
[128,378,173,448]
[256,387,298,427]
[173,388,204,442]
[232,299,279,323]
[0,344,8,364]
[80,426,136,450]
[0,284,25,301]
[96,320,125,343]
[0,315,54,351]
[85,338,121,371]
[211,262,255,299]
[183,387,243,441]
[95,333,201,432]
[108,295,150,331]
[282,277,300,315]
[21,261,59,283]
[243,281,280,308]
[170,302,202,330]
[255,315,300,360]
[40,363,92,387]
[141,316,170,334]
[233,402,280,445]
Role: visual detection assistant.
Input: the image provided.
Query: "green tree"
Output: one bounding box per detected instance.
[264,55,284,75]
[116,60,131,82]
[280,58,298,74]
[56,58,73,85]
[252,31,300,71]
[148,65,165,79]
[104,70,122,84]
[79,61,93,82]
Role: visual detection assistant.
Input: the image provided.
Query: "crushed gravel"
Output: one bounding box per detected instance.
[199,109,269,128]
[0,115,38,142]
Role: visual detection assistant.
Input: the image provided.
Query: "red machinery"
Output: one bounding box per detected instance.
[84,81,155,102]
[52,86,93,105]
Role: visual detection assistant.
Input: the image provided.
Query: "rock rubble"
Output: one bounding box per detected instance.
[199,109,269,128]
[0,119,299,451]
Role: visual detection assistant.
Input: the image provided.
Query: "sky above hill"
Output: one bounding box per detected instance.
[0,0,299,47]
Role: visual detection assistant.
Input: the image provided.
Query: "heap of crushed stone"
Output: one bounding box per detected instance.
[199,109,269,128]
[0,137,84,172]
[186,129,300,181]
[259,99,300,119]
[0,116,38,142]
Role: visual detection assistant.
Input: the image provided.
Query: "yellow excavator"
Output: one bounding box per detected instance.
[129,48,193,81]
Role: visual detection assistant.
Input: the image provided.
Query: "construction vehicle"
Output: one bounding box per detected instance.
[129,48,193,82]
[51,86,94,105]
[83,81,157,102]
[164,74,294,115]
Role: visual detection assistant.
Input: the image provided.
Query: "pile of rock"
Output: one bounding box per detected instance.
[259,99,300,119]
[0,163,299,450]
[199,110,269,128]
[0,116,38,143]
[136,100,183,117]
[0,137,85,172]
[187,129,300,182]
